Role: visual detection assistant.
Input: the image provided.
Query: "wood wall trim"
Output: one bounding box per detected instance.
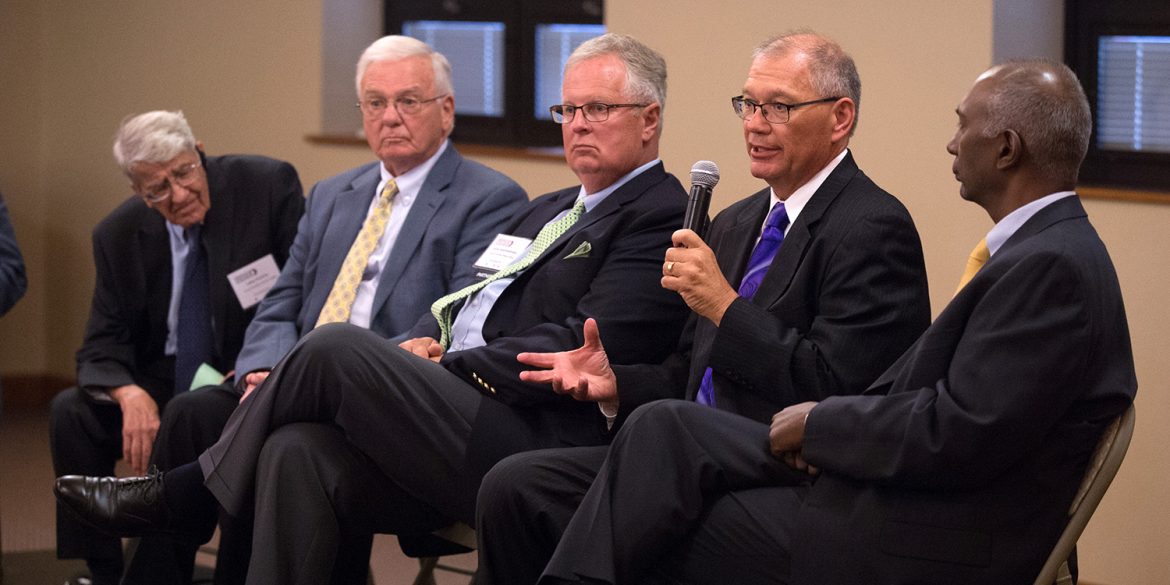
[304,134,565,162]
[1,374,75,412]
[1079,185,1170,205]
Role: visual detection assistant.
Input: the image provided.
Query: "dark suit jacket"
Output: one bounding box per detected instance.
[408,161,691,478]
[795,196,1137,584]
[234,146,527,376]
[613,152,931,424]
[0,191,27,416]
[0,191,26,318]
[75,153,304,405]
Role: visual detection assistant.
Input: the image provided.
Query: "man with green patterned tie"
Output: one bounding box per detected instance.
[55,32,691,585]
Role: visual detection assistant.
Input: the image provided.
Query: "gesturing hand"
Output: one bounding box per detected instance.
[517,318,618,408]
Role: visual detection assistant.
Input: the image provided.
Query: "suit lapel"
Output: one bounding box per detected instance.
[716,190,772,289]
[139,211,172,352]
[370,148,461,315]
[526,162,669,268]
[199,155,236,355]
[751,152,859,307]
[311,165,381,314]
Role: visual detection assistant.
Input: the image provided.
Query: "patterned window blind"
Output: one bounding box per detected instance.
[1097,36,1170,153]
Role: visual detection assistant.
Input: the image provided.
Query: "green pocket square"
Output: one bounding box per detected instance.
[564,241,592,259]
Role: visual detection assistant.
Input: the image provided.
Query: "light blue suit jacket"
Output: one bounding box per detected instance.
[234,146,527,378]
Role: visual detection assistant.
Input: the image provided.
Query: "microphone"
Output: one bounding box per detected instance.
[683,160,719,239]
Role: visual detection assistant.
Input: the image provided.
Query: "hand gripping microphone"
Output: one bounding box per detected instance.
[683,161,719,239]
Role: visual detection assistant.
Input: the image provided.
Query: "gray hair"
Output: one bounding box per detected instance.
[355,35,454,98]
[981,59,1091,184]
[566,33,668,124]
[754,30,862,136]
[112,111,198,179]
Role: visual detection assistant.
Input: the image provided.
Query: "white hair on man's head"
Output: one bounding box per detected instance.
[355,35,454,98]
[112,111,197,179]
[565,33,668,128]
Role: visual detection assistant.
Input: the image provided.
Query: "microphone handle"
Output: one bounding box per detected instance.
[683,185,712,239]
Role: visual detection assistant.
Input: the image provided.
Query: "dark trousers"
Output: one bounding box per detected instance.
[512,400,811,585]
[123,384,241,585]
[198,324,490,584]
[249,423,450,585]
[50,384,240,584]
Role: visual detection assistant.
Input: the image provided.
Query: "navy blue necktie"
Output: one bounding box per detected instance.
[696,201,788,407]
[175,226,212,393]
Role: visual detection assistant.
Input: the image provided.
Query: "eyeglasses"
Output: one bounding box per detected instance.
[549,102,648,124]
[357,94,447,118]
[731,96,842,124]
[139,161,203,203]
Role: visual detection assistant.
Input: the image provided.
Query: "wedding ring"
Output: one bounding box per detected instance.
[666,261,675,274]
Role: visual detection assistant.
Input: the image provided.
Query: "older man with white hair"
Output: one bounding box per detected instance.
[49,110,304,585]
[95,35,527,585]
[58,32,691,585]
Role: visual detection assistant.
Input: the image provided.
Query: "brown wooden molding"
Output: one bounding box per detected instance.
[1,373,75,412]
[1079,185,1170,205]
[304,134,565,162]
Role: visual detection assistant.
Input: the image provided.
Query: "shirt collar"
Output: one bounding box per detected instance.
[985,191,1076,255]
[768,148,848,227]
[574,158,660,213]
[378,139,449,203]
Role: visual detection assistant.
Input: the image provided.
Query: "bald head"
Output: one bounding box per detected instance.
[977,59,1091,186]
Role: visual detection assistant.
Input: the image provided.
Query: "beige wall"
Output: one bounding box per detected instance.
[0,0,1165,582]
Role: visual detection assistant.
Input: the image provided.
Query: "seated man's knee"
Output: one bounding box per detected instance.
[478,451,542,519]
[258,423,325,466]
[49,387,93,437]
[289,323,389,370]
[621,399,696,438]
[157,388,200,426]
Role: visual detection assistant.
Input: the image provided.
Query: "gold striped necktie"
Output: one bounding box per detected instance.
[954,238,989,296]
[315,179,398,327]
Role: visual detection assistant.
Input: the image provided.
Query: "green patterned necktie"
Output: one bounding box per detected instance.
[431,199,587,348]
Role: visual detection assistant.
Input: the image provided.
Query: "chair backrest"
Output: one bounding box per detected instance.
[1033,403,1136,585]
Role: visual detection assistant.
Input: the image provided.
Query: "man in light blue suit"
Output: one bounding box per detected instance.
[122,35,527,585]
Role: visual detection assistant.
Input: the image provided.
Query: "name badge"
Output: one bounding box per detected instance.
[228,254,281,309]
[473,234,533,276]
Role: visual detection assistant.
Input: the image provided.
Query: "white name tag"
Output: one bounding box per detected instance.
[473,234,533,275]
[227,254,281,310]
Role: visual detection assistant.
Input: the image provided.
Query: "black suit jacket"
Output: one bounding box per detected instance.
[613,152,931,424]
[75,153,304,404]
[408,162,691,476]
[795,196,1137,584]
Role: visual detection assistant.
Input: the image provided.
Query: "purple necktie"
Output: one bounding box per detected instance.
[697,201,788,407]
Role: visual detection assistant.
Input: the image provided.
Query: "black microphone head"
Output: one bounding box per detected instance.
[690,161,720,189]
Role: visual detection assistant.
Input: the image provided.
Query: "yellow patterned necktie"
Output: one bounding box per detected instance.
[430,199,587,349]
[954,238,989,296]
[315,179,398,327]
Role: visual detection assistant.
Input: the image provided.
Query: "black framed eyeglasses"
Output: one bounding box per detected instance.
[357,94,448,118]
[139,161,203,203]
[731,95,842,124]
[549,102,648,124]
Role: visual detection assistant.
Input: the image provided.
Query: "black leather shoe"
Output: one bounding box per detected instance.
[54,468,170,536]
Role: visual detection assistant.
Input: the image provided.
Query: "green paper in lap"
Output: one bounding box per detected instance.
[190,362,225,391]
